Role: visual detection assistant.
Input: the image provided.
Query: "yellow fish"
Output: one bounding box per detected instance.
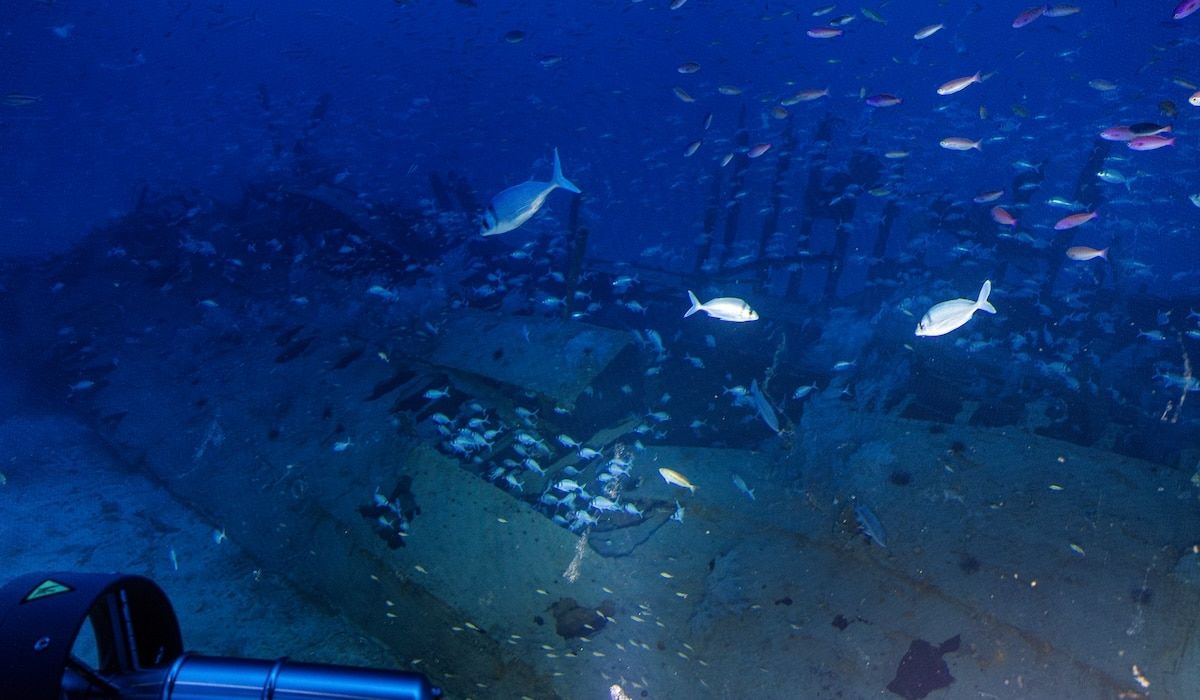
[658,468,696,493]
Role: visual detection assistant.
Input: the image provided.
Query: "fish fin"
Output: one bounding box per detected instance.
[976,279,997,314]
[685,290,703,317]
[551,148,581,194]
[1099,247,1109,260]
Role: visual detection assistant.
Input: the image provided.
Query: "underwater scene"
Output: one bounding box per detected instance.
[2,1,1200,698]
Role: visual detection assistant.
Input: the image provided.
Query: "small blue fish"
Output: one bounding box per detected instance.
[480,148,580,236]
[854,503,888,548]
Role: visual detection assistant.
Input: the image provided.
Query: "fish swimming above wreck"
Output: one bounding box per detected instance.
[684,290,759,322]
[480,148,581,236]
[914,280,996,337]
[658,467,697,493]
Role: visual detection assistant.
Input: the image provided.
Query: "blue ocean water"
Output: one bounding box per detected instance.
[2,2,1200,699]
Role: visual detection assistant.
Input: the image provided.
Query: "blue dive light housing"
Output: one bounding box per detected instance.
[0,571,440,700]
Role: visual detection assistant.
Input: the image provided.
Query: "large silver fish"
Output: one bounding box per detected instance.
[480,148,580,236]
[915,280,996,337]
[684,290,759,322]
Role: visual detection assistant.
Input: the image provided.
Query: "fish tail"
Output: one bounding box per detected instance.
[684,290,703,317]
[552,148,581,194]
[976,279,997,314]
[1099,247,1109,260]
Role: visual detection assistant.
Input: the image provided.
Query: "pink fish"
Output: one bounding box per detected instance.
[1099,126,1136,141]
[1066,246,1108,261]
[988,205,1017,226]
[1127,135,1175,150]
[865,93,902,107]
[1012,5,1048,28]
[1054,211,1097,230]
[937,72,982,96]
[1191,91,1200,107]
[1175,0,1200,20]
[807,27,843,38]
[991,206,1017,227]
[1103,124,1171,140]
[747,143,772,158]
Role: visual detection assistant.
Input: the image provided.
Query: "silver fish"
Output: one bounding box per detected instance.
[684,290,759,322]
[792,383,817,400]
[1096,168,1138,190]
[480,148,580,236]
[915,280,996,337]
